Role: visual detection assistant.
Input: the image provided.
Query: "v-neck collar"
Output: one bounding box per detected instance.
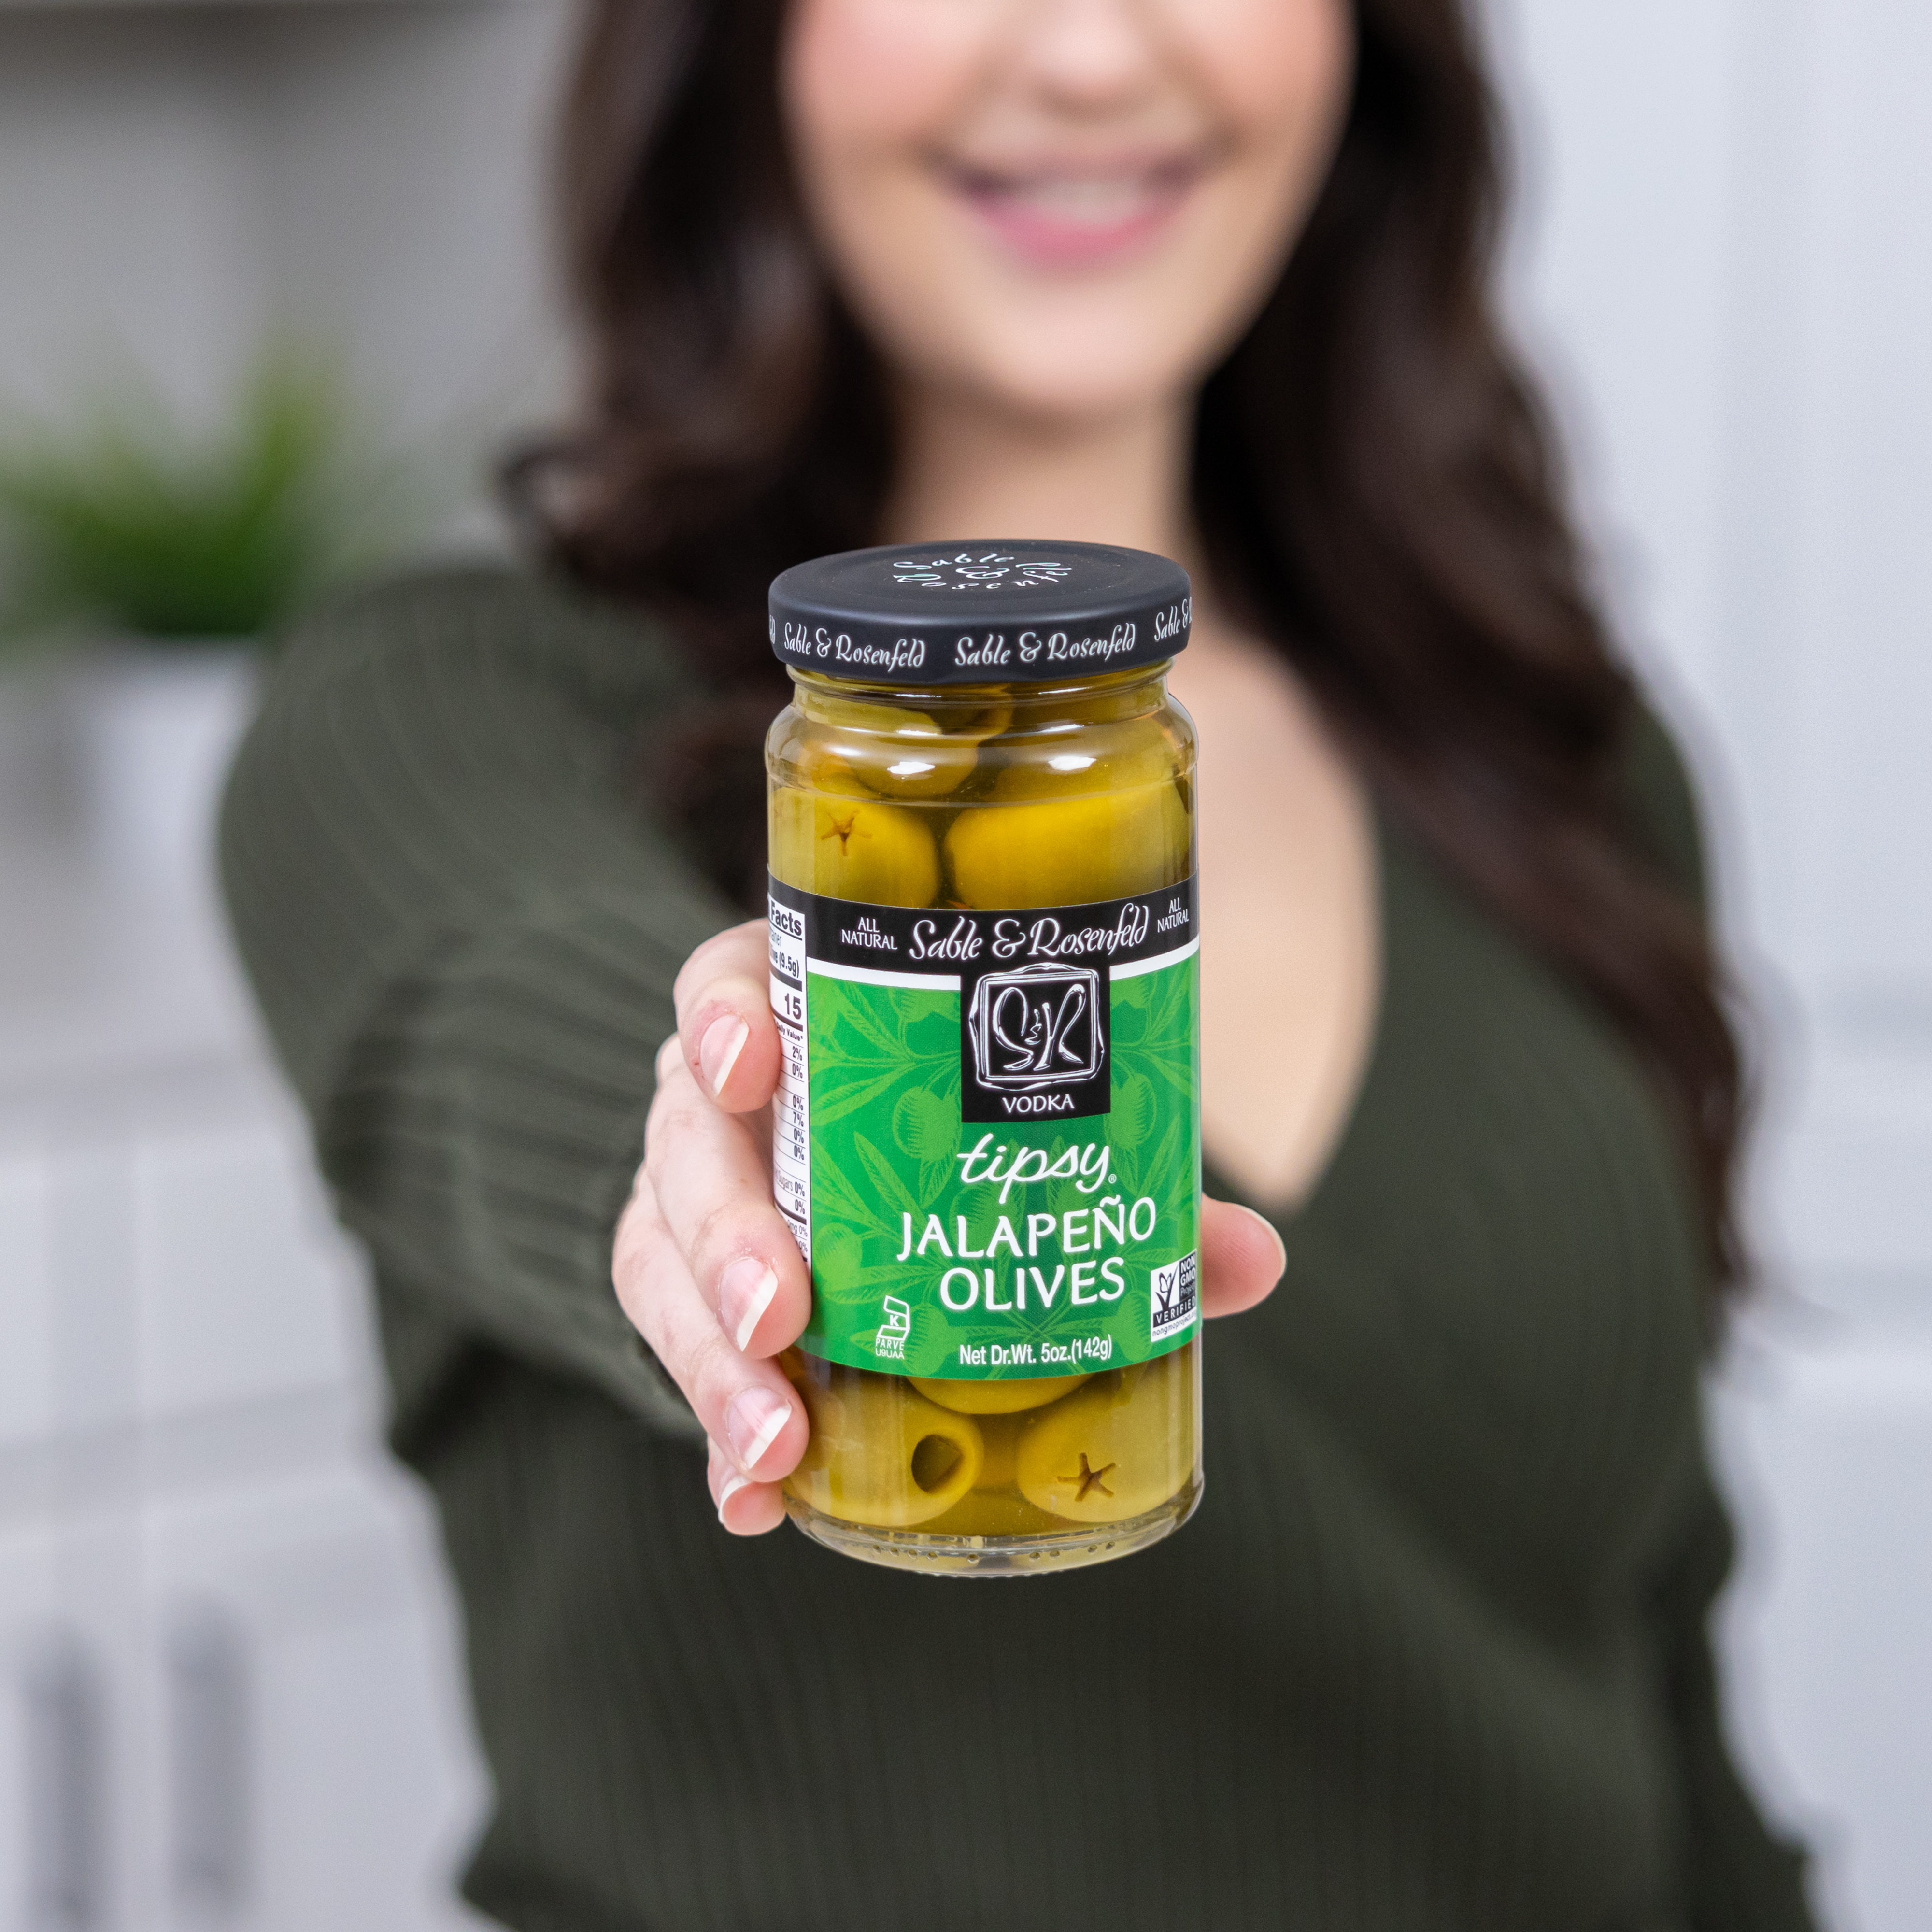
[1200,794,1400,1234]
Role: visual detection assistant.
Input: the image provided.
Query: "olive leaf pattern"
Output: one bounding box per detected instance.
[813,1065,915,1128]
[893,1086,958,1162]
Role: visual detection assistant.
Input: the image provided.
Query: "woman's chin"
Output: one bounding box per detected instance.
[891,243,1248,428]
[910,324,1207,432]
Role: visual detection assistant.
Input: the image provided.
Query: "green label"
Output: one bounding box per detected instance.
[768,877,1200,1379]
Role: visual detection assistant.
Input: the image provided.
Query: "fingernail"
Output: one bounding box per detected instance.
[717,1472,752,1523]
[725,1385,791,1475]
[720,1257,780,1353]
[699,1014,750,1099]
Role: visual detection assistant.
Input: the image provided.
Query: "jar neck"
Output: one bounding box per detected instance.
[791,663,1173,728]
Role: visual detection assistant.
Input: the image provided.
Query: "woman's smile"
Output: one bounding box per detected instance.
[782,0,1353,420]
[941,148,1216,269]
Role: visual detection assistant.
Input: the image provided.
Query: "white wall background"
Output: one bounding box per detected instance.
[0,0,574,534]
[0,1,1925,1927]
[1488,4,1932,1926]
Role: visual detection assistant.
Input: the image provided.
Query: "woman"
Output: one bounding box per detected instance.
[223,0,1817,1927]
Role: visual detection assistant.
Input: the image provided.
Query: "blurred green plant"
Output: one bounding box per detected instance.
[0,348,422,649]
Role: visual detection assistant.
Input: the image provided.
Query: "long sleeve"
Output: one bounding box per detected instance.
[220,565,739,1432]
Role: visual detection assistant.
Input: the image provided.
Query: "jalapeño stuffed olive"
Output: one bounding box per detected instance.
[766,542,1203,1575]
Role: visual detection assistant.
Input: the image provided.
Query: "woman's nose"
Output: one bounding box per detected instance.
[1009,0,1168,111]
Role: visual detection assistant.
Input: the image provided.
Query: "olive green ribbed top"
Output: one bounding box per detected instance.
[220,567,1816,1932]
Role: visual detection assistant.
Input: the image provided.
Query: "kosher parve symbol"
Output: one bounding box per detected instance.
[968,965,1105,1091]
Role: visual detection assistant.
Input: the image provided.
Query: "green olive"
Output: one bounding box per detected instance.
[943,781,1189,908]
[803,695,1012,800]
[784,745,873,800]
[986,734,1176,802]
[770,784,941,904]
[813,701,974,799]
[951,702,1014,743]
[807,693,1011,739]
[783,1367,984,1528]
[1014,1347,1195,1524]
[918,1415,1065,1536]
[867,744,978,800]
[909,1372,1090,1416]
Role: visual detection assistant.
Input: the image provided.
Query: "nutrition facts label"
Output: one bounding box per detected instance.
[767,895,811,1262]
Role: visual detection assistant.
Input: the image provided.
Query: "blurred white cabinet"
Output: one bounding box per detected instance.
[0,1476,484,1932]
[0,1112,491,1932]
[0,732,489,1927]
[0,1524,68,1932]
[1714,1342,1932,1932]
[139,1475,483,1932]
[0,1156,57,1454]
[131,1122,360,1428]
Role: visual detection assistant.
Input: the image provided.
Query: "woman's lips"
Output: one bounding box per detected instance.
[948,160,1204,268]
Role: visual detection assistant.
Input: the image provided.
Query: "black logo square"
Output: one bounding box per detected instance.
[961,963,1110,1123]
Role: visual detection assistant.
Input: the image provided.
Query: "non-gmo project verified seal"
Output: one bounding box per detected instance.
[1150,1251,1198,1345]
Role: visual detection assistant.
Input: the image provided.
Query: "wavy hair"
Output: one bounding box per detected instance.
[504,0,1747,1298]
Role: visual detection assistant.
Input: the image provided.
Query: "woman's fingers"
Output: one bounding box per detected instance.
[646,909,1284,1535]
[612,1170,808,1503]
[673,918,781,1112]
[643,919,815,1534]
[1197,1195,1287,1320]
[645,1035,810,1358]
[708,1439,788,1536]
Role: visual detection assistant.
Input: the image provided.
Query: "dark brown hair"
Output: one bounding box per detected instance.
[505,0,1747,1298]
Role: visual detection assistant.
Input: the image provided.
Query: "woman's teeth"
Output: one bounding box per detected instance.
[966,167,1190,229]
[997,177,1159,223]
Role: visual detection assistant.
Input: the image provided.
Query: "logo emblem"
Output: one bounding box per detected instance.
[891,550,1073,592]
[962,964,1110,1122]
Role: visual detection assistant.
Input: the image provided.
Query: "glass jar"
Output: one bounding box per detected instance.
[765,542,1202,1576]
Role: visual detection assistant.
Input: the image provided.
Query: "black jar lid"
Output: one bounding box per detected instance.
[768,540,1191,686]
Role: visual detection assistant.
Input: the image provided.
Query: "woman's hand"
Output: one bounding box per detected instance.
[614,917,1291,1536]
